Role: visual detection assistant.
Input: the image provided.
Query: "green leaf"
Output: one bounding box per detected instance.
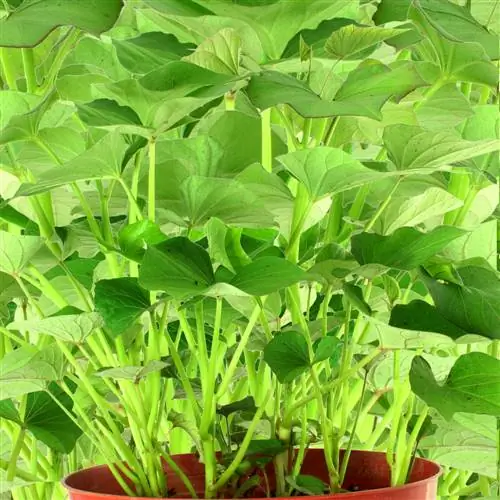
[420,414,498,478]
[118,220,167,261]
[351,226,466,271]
[415,84,474,131]
[97,360,167,382]
[390,300,468,340]
[244,439,287,458]
[313,336,343,365]
[8,312,102,343]
[377,186,463,234]
[217,396,257,417]
[247,64,425,120]
[384,125,500,171]
[94,278,151,337]
[343,283,372,316]
[263,331,310,383]
[0,0,124,47]
[230,257,307,296]
[325,25,408,59]
[286,475,326,496]
[77,99,146,136]
[16,133,128,196]
[114,32,195,74]
[23,383,82,453]
[0,344,64,398]
[421,265,500,340]
[139,237,215,299]
[276,147,384,200]
[0,231,42,274]
[184,28,241,75]
[410,353,500,419]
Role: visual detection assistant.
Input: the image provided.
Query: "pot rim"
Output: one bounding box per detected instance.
[62,450,442,499]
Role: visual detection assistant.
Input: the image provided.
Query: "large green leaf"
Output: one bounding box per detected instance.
[139,237,215,299]
[16,133,128,196]
[410,353,500,419]
[0,231,43,274]
[203,0,358,60]
[420,415,498,478]
[94,278,151,337]
[246,63,426,120]
[113,32,195,74]
[325,25,407,59]
[390,300,468,340]
[184,28,241,75]
[0,344,64,398]
[263,331,310,384]
[0,0,124,47]
[230,257,307,296]
[276,147,384,200]
[421,265,500,339]
[376,186,462,234]
[383,125,500,171]
[8,312,102,343]
[351,226,466,271]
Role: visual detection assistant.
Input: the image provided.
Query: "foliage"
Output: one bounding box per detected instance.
[0,0,499,499]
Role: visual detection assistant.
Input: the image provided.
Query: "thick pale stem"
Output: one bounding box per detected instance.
[261,108,273,172]
[148,139,156,222]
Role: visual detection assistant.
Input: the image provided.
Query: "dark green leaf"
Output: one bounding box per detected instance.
[230,257,307,296]
[390,300,468,340]
[263,331,310,383]
[351,226,466,271]
[0,0,124,47]
[410,353,500,419]
[421,265,500,339]
[217,396,257,417]
[313,336,343,365]
[139,237,215,299]
[118,220,166,261]
[94,278,151,337]
[343,283,372,316]
[286,475,326,495]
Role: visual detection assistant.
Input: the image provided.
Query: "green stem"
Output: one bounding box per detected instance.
[160,450,198,498]
[324,194,343,243]
[364,178,402,232]
[21,48,37,93]
[211,389,272,494]
[216,301,264,399]
[148,139,156,221]
[7,428,26,481]
[261,108,273,172]
[0,48,18,89]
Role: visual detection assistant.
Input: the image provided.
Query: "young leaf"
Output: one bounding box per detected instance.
[217,396,257,418]
[8,312,103,344]
[325,25,408,59]
[230,257,307,296]
[421,265,500,340]
[184,28,241,75]
[263,331,310,384]
[343,283,372,316]
[0,231,43,274]
[313,336,343,365]
[286,475,327,496]
[0,0,124,47]
[139,237,215,299]
[410,353,500,419]
[94,278,151,337]
[118,220,167,261]
[351,226,466,271]
[384,125,500,172]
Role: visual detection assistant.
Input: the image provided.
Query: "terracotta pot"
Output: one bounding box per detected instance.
[63,449,441,500]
